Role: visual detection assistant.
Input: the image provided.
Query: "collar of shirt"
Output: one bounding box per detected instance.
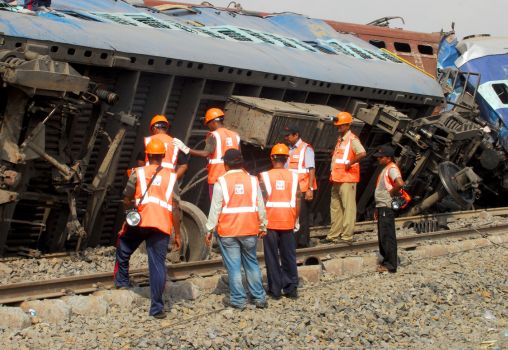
[224,169,245,175]
[338,130,351,143]
[289,138,302,150]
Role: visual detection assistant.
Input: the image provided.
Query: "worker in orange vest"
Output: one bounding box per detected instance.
[374,145,405,273]
[205,149,267,309]
[323,112,366,244]
[136,115,188,252]
[115,138,177,319]
[282,125,317,248]
[259,143,301,299]
[172,108,240,200]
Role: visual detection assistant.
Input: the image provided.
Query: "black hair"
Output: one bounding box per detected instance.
[226,161,243,169]
[147,154,164,163]
[272,155,289,163]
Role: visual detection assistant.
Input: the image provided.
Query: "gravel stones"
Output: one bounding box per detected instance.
[0,234,507,348]
[62,296,108,317]
[0,307,31,330]
[0,262,13,277]
[19,299,71,324]
[93,290,141,310]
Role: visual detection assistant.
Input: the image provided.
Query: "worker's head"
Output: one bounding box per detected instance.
[282,125,300,146]
[270,143,289,167]
[223,149,244,171]
[334,111,353,135]
[145,138,166,165]
[373,144,395,166]
[204,108,225,131]
[150,115,170,135]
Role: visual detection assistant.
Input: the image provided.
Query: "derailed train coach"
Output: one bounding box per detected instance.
[0,0,503,258]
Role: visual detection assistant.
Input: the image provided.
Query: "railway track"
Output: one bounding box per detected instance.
[1,219,506,305]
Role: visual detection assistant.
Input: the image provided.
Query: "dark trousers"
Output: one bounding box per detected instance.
[114,227,170,315]
[296,195,313,248]
[263,229,299,297]
[377,207,397,271]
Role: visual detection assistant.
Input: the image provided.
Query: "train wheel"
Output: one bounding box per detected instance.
[178,200,209,261]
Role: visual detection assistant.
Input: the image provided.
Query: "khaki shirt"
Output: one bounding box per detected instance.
[331,130,365,170]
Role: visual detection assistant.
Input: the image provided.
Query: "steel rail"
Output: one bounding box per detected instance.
[310,206,508,236]
[0,222,506,305]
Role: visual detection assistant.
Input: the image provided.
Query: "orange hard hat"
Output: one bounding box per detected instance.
[334,111,353,126]
[150,115,169,129]
[145,138,166,155]
[270,143,290,157]
[204,108,225,124]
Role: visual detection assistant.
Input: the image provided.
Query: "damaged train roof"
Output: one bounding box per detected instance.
[0,0,443,101]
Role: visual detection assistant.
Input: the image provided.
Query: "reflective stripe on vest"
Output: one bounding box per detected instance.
[208,130,241,165]
[260,169,298,230]
[217,171,260,236]
[134,165,176,235]
[288,140,317,191]
[288,142,310,174]
[376,162,400,192]
[135,167,176,211]
[261,171,298,208]
[334,139,351,165]
[144,136,178,169]
[330,132,361,183]
[218,175,257,214]
[207,128,240,184]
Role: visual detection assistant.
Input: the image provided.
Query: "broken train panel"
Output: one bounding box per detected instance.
[0,48,134,255]
[0,0,449,254]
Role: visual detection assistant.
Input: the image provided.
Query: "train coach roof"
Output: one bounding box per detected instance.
[0,1,443,100]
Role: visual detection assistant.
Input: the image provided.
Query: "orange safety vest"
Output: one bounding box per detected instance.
[376,162,401,191]
[134,165,177,235]
[144,134,178,170]
[288,140,318,192]
[330,131,361,183]
[207,128,240,184]
[217,170,260,237]
[260,169,298,230]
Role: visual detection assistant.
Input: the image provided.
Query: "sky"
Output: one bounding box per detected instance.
[209,0,506,40]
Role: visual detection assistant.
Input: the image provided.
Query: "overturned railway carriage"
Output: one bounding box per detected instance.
[0,0,494,257]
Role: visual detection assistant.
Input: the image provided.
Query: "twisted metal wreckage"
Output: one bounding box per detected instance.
[0,0,506,259]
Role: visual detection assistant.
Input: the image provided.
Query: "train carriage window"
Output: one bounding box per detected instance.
[369,40,386,49]
[418,45,434,55]
[492,83,508,104]
[394,42,411,53]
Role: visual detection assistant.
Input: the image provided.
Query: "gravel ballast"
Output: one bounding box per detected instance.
[0,242,506,349]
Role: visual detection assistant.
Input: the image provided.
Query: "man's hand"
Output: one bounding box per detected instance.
[374,209,378,221]
[205,230,214,246]
[258,231,267,238]
[345,161,352,171]
[304,189,314,201]
[172,138,190,155]
[294,219,300,232]
[172,233,181,251]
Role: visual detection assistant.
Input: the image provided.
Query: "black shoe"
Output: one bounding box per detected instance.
[254,300,268,309]
[152,311,166,319]
[283,290,298,299]
[267,292,281,300]
[319,238,335,244]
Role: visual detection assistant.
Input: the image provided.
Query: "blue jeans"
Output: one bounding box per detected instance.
[217,235,266,307]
